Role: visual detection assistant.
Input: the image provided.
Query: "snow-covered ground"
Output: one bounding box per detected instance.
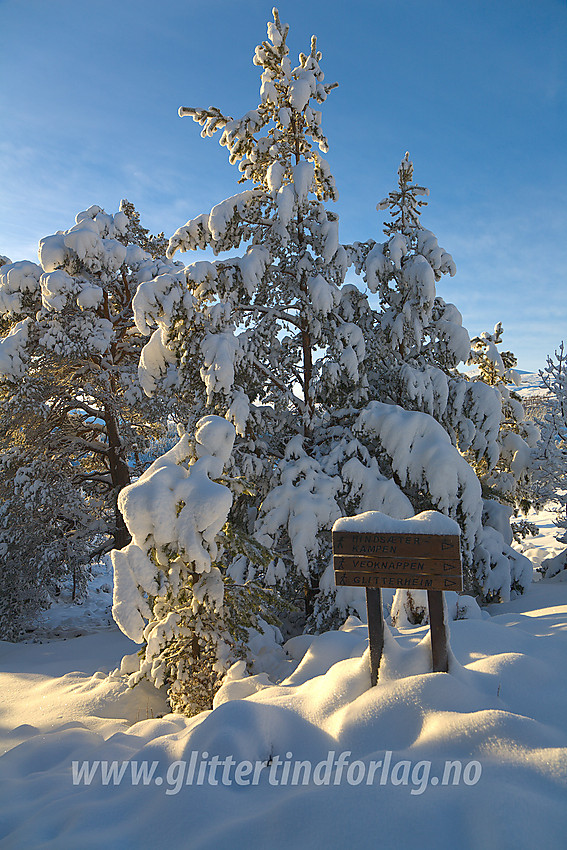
[1,511,567,849]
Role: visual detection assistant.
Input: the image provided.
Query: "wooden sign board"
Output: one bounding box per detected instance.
[332,523,461,681]
[332,531,463,592]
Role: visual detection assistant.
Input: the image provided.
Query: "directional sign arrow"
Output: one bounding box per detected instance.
[444,577,460,588]
[441,539,454,551]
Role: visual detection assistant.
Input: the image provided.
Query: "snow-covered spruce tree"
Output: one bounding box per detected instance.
[0,203,180,560]
[112,416,279,714]
[347,154,532,605]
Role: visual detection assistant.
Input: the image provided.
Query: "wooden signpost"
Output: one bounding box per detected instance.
[332,522,462,685]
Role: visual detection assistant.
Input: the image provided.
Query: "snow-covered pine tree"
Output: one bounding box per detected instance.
[127,14,529,649]
[0,203,180,560]
[112,416,279,714]
[132,9,392,624]
[347,154,532,604]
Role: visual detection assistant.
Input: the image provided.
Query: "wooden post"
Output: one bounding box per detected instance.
[366,587,384,686]
[427,589,449,673]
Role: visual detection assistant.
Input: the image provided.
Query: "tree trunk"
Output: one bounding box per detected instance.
[290,111,315,439]
[104,406,131,550]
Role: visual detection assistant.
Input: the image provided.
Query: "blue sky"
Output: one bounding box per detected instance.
[1,0,565,369]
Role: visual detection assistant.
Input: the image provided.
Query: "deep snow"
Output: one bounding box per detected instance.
[0,506,566,849]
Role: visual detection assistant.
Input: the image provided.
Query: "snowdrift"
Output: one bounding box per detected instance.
[1,584,567,848]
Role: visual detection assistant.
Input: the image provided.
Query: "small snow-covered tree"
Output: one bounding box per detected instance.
[539,342,567,477]
[469,322,517,386]
[111,416,278,714]
[537,343,567,578]
[468,322,538,506]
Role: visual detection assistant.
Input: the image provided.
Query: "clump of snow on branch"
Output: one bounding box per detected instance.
[256,436,342,577]
[354,402,482,560]
[112,416,236,644]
